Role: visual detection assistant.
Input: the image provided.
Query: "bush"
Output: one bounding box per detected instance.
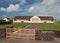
[0,20,12,24]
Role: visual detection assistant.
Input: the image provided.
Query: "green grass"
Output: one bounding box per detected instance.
[13,23,28,28]
[12,23,28,31]
[0,23,28,31]
[0,23,28,28]
[0,22,60,30]
[38,23,60,30]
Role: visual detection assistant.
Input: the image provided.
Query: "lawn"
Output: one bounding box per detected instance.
[0,23,28,31]
[12,23,28,31]
[0,23,28,28]
[38,23,60,30]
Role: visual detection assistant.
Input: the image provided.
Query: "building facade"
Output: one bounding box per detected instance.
[13,15,55,23]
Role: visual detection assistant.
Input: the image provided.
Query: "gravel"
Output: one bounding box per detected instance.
[0,38,60,43]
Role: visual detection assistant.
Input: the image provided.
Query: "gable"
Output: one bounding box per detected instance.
[30,15,41,21]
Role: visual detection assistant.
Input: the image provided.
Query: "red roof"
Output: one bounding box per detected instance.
[14,16,54,21]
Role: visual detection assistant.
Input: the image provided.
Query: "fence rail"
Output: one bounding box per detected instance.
[6,28,35,40]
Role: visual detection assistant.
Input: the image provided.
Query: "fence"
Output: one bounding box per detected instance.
[6,27,13,38]
[12,29,35,40]
[6,28,55,40]
[6,28,35,40]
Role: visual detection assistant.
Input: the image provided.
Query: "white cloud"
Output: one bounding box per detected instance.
[0,7,6,11]
[20,0,26,5]
[0,4,20,12]
[54,6,60,13]
[58,9,60,13]
[28,6,35,12]
[41,0,57,6]
[28,0,60,15]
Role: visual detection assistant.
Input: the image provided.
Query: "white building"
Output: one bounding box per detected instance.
[3,17,11,22]
[13,15,55,23]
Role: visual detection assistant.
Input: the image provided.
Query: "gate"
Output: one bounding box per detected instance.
[13,29,35,40]
[6,28,35,40]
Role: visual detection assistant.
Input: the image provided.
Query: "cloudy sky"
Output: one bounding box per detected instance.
[0,0,60,20]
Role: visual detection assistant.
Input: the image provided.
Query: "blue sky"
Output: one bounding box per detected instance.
[0,0,60,20]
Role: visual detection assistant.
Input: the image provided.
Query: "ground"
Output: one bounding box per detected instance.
[0,38,60,43]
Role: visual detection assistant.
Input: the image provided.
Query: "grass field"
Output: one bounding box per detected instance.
[38,23,60,30]
[0,23,28,28]
[0,23,28,31]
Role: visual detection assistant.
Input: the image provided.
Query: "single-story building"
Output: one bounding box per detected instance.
[3,17,11,22]
[13,15,55,23]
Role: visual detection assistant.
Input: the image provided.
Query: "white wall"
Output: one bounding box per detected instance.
[13,19,29,23]
[13,20,55,23]
[3,18,9,22]
[41,20,55,23]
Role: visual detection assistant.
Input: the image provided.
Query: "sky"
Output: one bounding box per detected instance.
[0,0,60,20]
